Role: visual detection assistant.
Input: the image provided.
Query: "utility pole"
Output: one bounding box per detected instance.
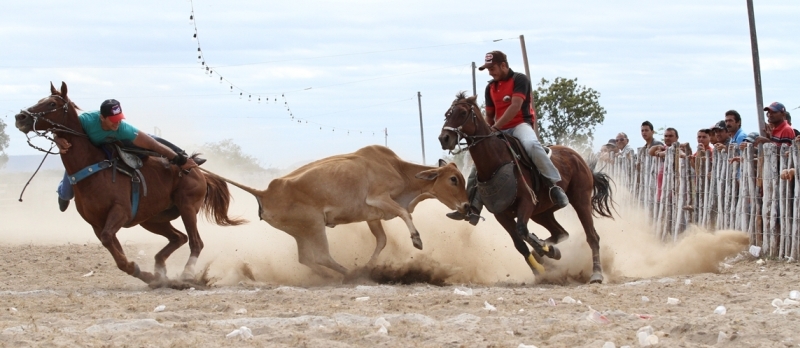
[746,0,766,136]
[384,128,388,147]
[519,34,539,134]
[417,91,426,165]
[471,62,477,97]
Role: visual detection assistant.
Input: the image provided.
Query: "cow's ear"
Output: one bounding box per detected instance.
[438,159,447,167]
[415,169,439,181]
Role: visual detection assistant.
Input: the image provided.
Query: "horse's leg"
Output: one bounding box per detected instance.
[95,208,157,284]
[365,194,422,250]
[495,213,545,276]
[365,220,387,268]
[173,179,205,280]
[516,196,561,260]
[531,210,570,246]
[139,220,189,279]
[573,202,603,284]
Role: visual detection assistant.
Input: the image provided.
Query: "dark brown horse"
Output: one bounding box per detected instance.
[14,82,245,287]
[438,92,614,283]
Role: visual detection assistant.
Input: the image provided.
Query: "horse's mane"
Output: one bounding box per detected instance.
[454,91,485,122]
[69,101,81,111]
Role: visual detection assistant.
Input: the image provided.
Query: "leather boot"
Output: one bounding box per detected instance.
[549,183,569,209]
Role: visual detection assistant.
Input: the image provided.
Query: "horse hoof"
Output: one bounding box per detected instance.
[546,246,562,260]
[180,271,195,281]
[589,273,603,284]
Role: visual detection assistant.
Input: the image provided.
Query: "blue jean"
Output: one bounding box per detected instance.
[56,135,185,201]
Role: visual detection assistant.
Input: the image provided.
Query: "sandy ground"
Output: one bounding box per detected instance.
[1,170,800,347]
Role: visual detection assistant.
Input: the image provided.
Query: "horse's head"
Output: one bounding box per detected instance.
[438,91,486,151]
[15,82,78,134]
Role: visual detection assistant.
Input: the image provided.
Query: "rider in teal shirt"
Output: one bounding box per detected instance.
[55,99,202,212]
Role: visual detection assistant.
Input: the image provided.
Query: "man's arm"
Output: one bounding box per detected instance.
[53,134,71,154]
[486,109,496,126]
[648,145,664,157]
[492,96,523,129]
[132,133,197,170]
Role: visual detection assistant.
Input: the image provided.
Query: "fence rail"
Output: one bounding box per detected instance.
[604,142,800,261]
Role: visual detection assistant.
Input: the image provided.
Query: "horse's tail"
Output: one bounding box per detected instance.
[587,158,615,219]
[201,173,248,226]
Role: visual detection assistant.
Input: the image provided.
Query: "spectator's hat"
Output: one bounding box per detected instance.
[764,102,786,113]
[711,120,726,131]
[478,51,507,71]
[743,132,759,143]
[100,99,125,123]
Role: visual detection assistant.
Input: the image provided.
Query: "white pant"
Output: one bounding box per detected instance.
[502,123,561,183]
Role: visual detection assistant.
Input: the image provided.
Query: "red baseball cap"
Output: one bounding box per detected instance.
[100,99,125,123]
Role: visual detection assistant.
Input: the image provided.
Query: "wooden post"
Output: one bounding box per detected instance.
[471,62,477,97]
[747,0,767,136]
[417,91,426,165]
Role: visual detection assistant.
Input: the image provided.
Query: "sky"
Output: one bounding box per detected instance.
[1,1,798,169]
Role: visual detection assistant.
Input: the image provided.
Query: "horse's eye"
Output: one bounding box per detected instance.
[49,102,56,107]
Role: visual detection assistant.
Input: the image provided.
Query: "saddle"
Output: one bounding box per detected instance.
[497,133,548,193]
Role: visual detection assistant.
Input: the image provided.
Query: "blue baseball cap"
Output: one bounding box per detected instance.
[764,102,786,113]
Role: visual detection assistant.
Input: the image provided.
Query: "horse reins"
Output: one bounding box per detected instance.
[442,100,538,205]
[442,102,499,155]
[17,95,87,202]
[19,94,87,154]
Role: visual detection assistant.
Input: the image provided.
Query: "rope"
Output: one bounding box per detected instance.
[18,144,55,202]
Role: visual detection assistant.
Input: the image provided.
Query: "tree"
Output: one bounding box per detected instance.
[0,118,10,169]
[533,77,606,156]
[198,139,267,173]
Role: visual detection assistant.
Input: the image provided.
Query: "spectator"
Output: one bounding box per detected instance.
[787,112,800,137]
[615,132,634,157]
[687,128,713,168]
[648,128,682,158]
[599,139,617,163]
[712,120,731,151]
[641,121,664,149]
[755,102,795,146]
[725,110,746,145]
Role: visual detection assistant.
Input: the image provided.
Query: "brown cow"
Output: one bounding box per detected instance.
[201,145,469,277]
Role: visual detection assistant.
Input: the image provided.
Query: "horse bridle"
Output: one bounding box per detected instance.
[19,94,86,154]
[442,101,498,154]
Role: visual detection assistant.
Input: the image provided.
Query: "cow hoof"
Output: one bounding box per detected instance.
[589,273,603,284]
[412,237,423,250]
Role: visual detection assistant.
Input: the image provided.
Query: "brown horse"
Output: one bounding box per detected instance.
[14,82,245,287]
[438,92,614,283]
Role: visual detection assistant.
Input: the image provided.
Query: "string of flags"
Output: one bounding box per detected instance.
[188,0,386,136]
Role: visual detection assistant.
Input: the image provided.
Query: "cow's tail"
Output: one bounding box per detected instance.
[200,173,248,226]
[199,168,263,197]
[587,158,616,219]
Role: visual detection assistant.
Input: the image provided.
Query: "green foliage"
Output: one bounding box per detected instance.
[533,77,606,156]
[198,139,267,173]
[0,118,10,169]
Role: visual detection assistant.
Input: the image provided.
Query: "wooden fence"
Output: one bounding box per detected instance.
[602,142,800,261]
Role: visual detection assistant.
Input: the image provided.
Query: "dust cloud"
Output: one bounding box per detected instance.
[0,153,749,288]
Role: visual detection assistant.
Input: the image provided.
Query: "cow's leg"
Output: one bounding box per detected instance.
[94,206,157,284]
[291,224,349,277]
[365,220,388,267]
[366,194,422,250]
[495,212,545,276]
[139,220,189,279]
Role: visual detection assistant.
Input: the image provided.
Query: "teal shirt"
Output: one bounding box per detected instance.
[78,111,139,146]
